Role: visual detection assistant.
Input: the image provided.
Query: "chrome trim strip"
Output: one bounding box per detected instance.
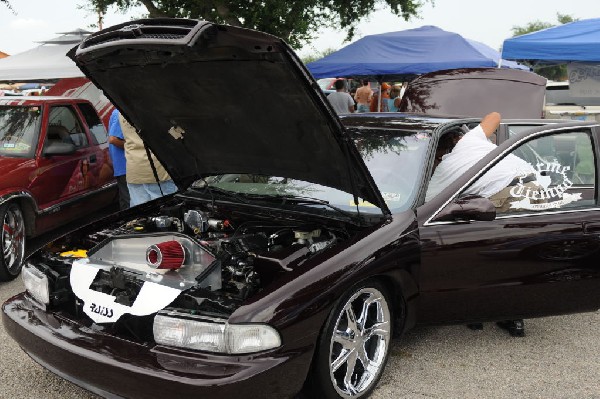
[426,207,600,226]
[424,125,600,227]
[158,309,227,324]
[38,181,117,215]
[494,206,600,220]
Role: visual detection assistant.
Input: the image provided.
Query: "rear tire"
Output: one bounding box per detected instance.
[0,202,25,282]
[306,279,394,398]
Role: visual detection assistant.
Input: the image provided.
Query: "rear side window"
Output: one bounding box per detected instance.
[78,103,107,144]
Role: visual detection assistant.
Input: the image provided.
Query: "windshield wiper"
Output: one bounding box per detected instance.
[242,193,363,222]
[189,181,250,204]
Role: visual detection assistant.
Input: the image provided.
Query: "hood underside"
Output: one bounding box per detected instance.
[71,19,387,212]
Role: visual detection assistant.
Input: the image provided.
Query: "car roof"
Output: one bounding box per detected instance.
[340,112,464,131]
[0,96,90,106]
[340,114,587,131]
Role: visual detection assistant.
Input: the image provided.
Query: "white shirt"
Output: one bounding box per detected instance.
[327,91,355,114]
[425,125,534,201]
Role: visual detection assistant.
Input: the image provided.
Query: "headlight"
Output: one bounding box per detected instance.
[22,265,50,305]
[153,314,281,354]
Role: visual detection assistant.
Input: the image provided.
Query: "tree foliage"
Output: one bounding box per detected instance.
[511,21,553,37]
[511,13,577,81]
[301,47,337,64]
[511,13,576,36]
[87,0,427,49]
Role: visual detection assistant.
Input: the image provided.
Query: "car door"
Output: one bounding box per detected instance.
[31,104,96,210]
[416,124,600,323]
[76,102,114,190]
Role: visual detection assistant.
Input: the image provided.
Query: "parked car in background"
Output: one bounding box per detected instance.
[0,96,117,280]
[4,19,600,399]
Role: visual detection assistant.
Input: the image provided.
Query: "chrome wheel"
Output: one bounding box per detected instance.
[1,203,25,276]
[329,287,391,398]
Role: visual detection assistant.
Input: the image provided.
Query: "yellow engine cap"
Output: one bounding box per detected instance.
[59,249,88,258]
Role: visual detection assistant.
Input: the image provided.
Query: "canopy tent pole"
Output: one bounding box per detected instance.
[497,46,503,68]
[377,80,382,112]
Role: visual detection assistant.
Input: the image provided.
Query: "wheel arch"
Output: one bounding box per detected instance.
[0,191,38,237]
[302,274,399,398]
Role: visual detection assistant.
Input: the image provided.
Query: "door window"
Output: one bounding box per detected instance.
[78,103,107,144]
[507,124,546,138]
[47,106,88,148]
[462,130,596,214]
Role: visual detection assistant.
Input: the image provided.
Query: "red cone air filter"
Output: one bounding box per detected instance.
[146,240,185,269]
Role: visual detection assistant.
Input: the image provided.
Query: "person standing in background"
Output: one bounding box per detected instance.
[108,109,129,210]
[388,85,402,112]
[370,82,391,112]
[354,80,373,113]
[118,112,178,207]
[327,79,355,115]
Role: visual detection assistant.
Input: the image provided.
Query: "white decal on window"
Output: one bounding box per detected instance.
[508,161,583,210]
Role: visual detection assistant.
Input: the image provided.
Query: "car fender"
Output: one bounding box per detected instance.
[229,210,420,335]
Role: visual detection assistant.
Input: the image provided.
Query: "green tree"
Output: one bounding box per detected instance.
[301,47,337,64]
[511,13,577,81]
[86,0,428,49]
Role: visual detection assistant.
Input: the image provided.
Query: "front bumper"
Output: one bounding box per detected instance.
[2,293,313,399]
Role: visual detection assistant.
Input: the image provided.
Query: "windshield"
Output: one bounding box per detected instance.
[197,129,431,215]
[0,106,41,158]
[354,128,431,211]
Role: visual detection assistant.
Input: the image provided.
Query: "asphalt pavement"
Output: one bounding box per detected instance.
[1,274,598,398]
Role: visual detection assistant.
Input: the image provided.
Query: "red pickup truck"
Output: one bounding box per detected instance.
[0,93,117,280]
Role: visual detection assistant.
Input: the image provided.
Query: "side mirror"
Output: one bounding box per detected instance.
[43,141,76,156]
[432,195,496,222]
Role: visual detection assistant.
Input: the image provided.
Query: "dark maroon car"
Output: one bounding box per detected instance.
[3,19,600,399]
[0,96,116,281]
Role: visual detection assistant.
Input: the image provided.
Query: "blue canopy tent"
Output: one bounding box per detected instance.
[306,26,527,80]
[502,18,600,63]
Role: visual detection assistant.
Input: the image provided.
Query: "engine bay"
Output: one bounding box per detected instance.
[31,198,356,341]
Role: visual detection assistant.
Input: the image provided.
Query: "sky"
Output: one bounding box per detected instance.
[0,0,598,57]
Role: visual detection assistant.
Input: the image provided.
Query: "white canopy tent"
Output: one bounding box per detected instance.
[0,29,91,82]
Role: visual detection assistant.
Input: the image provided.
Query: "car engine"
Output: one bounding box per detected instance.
[32,199,350,341]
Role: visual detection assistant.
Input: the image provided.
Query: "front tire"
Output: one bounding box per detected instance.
[0,202,25,281]
[308,279,393,398]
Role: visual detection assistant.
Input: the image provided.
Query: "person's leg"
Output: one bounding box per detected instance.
[116,175,130,210]
[127,183,151,207]
[160,179,178,195]
[489,182,542,213]
[489,185,515,213]
[145,180,178,201]
[497,319,525,337]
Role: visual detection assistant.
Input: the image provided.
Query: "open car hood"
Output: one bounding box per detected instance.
[399,68,547,118]
[71,19,388,213]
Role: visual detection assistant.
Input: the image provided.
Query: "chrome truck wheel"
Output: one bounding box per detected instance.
[0,202,25,281]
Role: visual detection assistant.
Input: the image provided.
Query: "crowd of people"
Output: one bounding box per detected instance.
[326,79,407,115]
